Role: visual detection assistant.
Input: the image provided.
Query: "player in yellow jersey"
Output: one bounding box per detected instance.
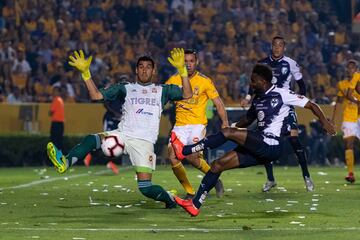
[166,49,229,198]
[332,60,359,183]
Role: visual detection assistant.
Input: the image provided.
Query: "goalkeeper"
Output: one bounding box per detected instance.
[47,48,192,208]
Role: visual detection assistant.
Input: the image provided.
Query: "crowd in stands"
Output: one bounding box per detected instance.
[0,0,359,104]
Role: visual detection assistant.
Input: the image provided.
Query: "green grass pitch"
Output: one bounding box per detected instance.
[0,165,359,240]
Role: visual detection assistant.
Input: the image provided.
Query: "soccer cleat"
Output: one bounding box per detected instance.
[174,196,200,217]
[47,142,69,173]
[215,179,225,198]
[165,191,177,209]
[83,153,92,167]
[262,180,277,192]
[170,131,185,160]
[106,161,119,175]
[304,176,314,191]
[345,172,355,183]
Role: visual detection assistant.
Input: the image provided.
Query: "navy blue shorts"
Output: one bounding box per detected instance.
[235,130,282,168]
[281,107,298,135]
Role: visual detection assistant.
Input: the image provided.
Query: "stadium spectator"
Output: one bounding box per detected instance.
[49,86,65,151]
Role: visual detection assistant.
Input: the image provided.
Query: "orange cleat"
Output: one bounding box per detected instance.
[170,132,185,161]
[174,196,200,217]
[345,172,355,183]
[106,161,119,175]
[84,153,92,167]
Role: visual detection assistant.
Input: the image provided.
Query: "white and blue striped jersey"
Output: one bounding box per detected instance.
[247,86,309,142]
[258,56,302,90]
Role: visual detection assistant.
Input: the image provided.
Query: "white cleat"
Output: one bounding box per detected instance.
[262,180,277,192]
[304,176,314,191]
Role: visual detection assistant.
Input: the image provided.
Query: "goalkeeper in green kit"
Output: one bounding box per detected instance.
[47,48,192,208]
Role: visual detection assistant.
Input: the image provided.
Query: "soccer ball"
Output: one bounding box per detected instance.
[101,135,124,158]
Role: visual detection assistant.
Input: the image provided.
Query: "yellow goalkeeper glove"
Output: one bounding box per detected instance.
[68,50,93,81]
[167,48,187,77]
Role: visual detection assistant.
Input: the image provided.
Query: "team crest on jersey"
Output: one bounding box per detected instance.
[271,98,279,108]
[257,111,265,121]
[271,77,277,84]
[193,137,199,143]
[152,88,157,93]
[193,86,199,95]
[281,67,288,75]
[142,89,147,94]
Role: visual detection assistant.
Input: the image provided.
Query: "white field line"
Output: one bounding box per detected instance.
[2,227,360,232]
[0,168,129,190]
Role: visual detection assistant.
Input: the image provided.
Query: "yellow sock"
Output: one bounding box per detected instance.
[345,149,354,173]
[197,157,210,174]
[172,162,195,195]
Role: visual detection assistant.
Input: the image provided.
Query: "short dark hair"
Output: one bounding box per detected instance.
[252,64,273,83]
[184,49,197,59]
[136,55,155,68]
[272,36,286,45]
[348,59,358,68]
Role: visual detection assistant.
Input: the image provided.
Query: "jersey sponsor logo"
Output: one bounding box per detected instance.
[152,88,157,93]
[132,89,137,92]
[281,67,288,75]
[271,98,279,108]
[136,108,154,116]
[130,97,157,106]
[193,86,199,95]
[297,95,304,99]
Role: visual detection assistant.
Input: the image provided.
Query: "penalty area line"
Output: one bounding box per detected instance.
[3,227,360,232]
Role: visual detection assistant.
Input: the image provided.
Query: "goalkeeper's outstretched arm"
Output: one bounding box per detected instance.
[68,50,103,101]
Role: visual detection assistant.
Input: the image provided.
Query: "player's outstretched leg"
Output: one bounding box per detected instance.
[47,142,69,173]
[138,180,176,209]
[48,134,99,173]
[171,131,227,158]
[289,136,314,191]
[262,162,277,192]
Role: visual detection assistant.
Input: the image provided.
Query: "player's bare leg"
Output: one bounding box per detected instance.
[175,151,240,216]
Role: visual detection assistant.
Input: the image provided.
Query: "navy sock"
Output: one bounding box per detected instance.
[264,162,275,181]
[192,171,221,209]
[289,136,310,178]
[183,132,227,155]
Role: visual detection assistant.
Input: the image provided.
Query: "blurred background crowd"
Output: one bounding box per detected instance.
[0,0,360,105]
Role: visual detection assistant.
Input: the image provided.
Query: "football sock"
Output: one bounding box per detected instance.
[345,149,354,174]
[264,162,275,181]
[138,180,175,206]
[197,157,210,174]
[289,136,310,178]
[67,134,99,166]
[192,171,221,209]
[172,162,195,195]
[183,132,227,155]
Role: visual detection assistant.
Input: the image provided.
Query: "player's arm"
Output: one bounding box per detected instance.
[345,73,360,104]
[296,79,306,96]
[167,48,192,99]
[68,50,103,101]
[282,90,335,135]
[304,101,335,135]
[291,60,306,95]
[212,97,229,128]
